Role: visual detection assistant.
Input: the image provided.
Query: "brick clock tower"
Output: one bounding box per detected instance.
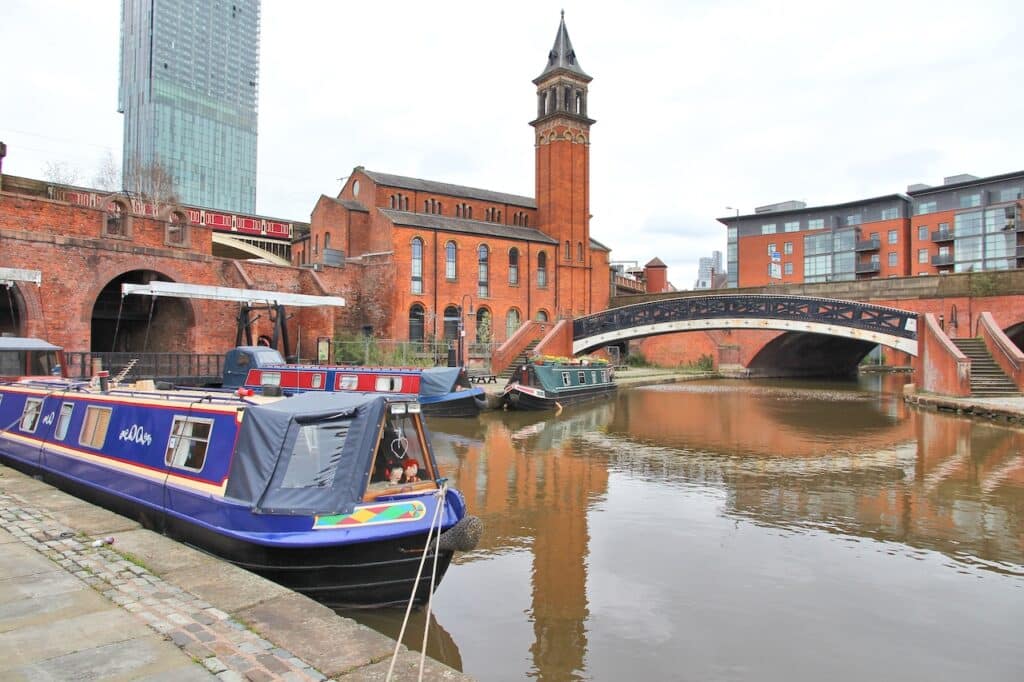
[532,12,596,317]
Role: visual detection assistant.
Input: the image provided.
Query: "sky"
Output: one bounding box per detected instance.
[2,0,1022,288]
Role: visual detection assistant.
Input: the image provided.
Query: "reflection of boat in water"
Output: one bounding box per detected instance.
[340,607,464,673]
[502,358,616,411]
[0,350,482,607]
[506,400,615,450]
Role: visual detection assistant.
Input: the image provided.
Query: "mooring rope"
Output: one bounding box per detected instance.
[385,481,448,682]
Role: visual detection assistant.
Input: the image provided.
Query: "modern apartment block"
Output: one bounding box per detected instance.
[119,0,260,213]
[721,170,1024,288]
[695,250,722,289]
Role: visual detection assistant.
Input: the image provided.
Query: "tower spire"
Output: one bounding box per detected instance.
[535,10,590,84]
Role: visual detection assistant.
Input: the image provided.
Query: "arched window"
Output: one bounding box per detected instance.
[443,305,460,341]
[564,240,571,260]
[409,304,425,343]
[389,195,396,209]
[536,310,549,322]
[496,209,501,222]
[537,251,548,288]
[564,86,572,111]
[411,237,423,294]
[577,241,584,261]
[324,233,331,250]
[477,244,489,298]
[508,247,519,285]
[467,205,473,219]
[402,195,408,211]
[314,234,319,254]
[456,204,462,218]
[505,308,521,340]
[475,308,492,343]
[445,241,457,280]
[166,211,188,246]
[104,200,128,237]
[424,199,430,212]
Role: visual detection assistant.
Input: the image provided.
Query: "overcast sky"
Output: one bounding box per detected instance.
[2,0,1022,287]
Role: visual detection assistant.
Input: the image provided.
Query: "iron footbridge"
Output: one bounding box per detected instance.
[573,294,919,355]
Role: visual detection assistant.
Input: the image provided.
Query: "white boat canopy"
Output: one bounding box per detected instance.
[121,281,345,308]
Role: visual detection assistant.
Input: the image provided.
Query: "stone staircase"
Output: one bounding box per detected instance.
[953,338,1021,397]
[497,340,540,381]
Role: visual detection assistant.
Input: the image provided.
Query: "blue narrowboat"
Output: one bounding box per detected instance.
[0,341,481,608]
[502,357,617,411]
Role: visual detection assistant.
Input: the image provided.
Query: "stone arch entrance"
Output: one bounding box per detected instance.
[90,270,195,352]
[0,285,24,336]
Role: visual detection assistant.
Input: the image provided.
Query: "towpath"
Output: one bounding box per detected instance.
[0,465,470,681]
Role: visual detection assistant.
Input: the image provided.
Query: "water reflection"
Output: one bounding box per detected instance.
[350,378,1024,681]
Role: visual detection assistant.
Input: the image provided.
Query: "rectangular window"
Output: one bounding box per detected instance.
[784,241,793,255]
[918,248,928,264]
[55,403,74,440]
[917,226,928,240]
[784,262,793,275]
[807,218,824,230]
[998,187,1021,202]
[887,230,898,244]
[959,193,981,208]
[20,398,43,433]
[761,223,776,235]
[79,406,112,449]
[164,416,213,471]
[916,200,937,215]
[784,221,800,232]
[880,207,899,220]
[888,252,898,267]
[767,242,776,255]
[375,376,403,392]
[282,418,350,489]
[846,214,862,225]
[561,372,571,386]
[870,254,880,265]
[578,371,587,384]
[338,375,358,390]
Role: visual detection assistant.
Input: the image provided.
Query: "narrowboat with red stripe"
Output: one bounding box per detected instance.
[221,347,486,417]
[0,339,482,608]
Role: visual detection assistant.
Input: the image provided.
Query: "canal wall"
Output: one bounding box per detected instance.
[0,464,471,681]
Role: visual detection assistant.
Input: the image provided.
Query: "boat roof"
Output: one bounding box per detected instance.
[0,337,61,352]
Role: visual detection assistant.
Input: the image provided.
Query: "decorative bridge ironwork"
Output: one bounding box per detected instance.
[573,294,919,355]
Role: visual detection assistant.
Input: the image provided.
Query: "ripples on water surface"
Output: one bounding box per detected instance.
[343,377,1024,681]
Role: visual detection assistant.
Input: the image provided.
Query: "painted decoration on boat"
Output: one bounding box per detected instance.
[313,499,428,529]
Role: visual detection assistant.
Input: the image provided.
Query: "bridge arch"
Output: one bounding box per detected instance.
[574,294,919,357]
[89,269,197,353]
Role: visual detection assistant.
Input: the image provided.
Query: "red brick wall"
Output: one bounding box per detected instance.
[0,191,349,356]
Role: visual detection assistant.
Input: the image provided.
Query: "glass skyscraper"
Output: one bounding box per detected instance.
[119,0,260,213]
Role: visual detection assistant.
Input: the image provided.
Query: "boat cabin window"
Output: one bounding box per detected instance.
[0,349,61,376]
[578,371,587,384]
[310,373,323,389]
[79,406,112,449]
[281,417,350,489]
[165,416,213,471]
[338,375,358,390]
[20,398,43,433]
[375,376,404,392]
[55,403,74,440]
[369,412,430,490]
[561,371,571,387]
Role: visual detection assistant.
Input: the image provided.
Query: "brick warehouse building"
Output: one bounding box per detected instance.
[722,170,1024,288]
[0,172,350,358]
[292,14,611,345]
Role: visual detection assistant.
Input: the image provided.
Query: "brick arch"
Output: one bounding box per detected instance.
[4,283,44,337]
[83,263,202,348]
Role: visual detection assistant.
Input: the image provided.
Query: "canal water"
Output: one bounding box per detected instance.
[345,376,1024,681]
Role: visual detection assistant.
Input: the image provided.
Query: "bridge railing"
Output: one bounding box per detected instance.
[65,351,225,383]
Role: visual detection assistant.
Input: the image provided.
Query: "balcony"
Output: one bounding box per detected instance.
[931,253,954,267]
[855,261,880,274]
[855,238,880,252]
[931,229,954,243]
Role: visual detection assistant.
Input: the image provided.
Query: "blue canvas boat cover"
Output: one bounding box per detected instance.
[419,367,462,397]
[225,392,387,515]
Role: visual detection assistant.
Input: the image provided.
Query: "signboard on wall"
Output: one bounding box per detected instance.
[769,263,782,280]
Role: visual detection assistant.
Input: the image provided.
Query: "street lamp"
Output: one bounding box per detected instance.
[458,294,474,368]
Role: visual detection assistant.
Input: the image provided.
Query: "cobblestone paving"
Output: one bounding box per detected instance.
[0,490,328,682]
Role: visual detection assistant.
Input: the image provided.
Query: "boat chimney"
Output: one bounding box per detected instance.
[97,370,110,392]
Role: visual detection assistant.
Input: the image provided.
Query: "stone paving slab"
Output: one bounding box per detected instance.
[0,463,473,681]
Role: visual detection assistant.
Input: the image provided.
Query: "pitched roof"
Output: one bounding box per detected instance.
[590,236,611,252]
[645,257,667,267]
[379,209,558,245]
[360,169,535,208]
[321,195,369,212]
[535,11,591,83]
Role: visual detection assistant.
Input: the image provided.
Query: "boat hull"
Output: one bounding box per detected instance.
[503,383,617,411]
[420,390,486,418]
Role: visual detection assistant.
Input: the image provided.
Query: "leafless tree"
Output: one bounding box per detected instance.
[125,159,179,215]
[43,160,80,186]
[92,150,121,192]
